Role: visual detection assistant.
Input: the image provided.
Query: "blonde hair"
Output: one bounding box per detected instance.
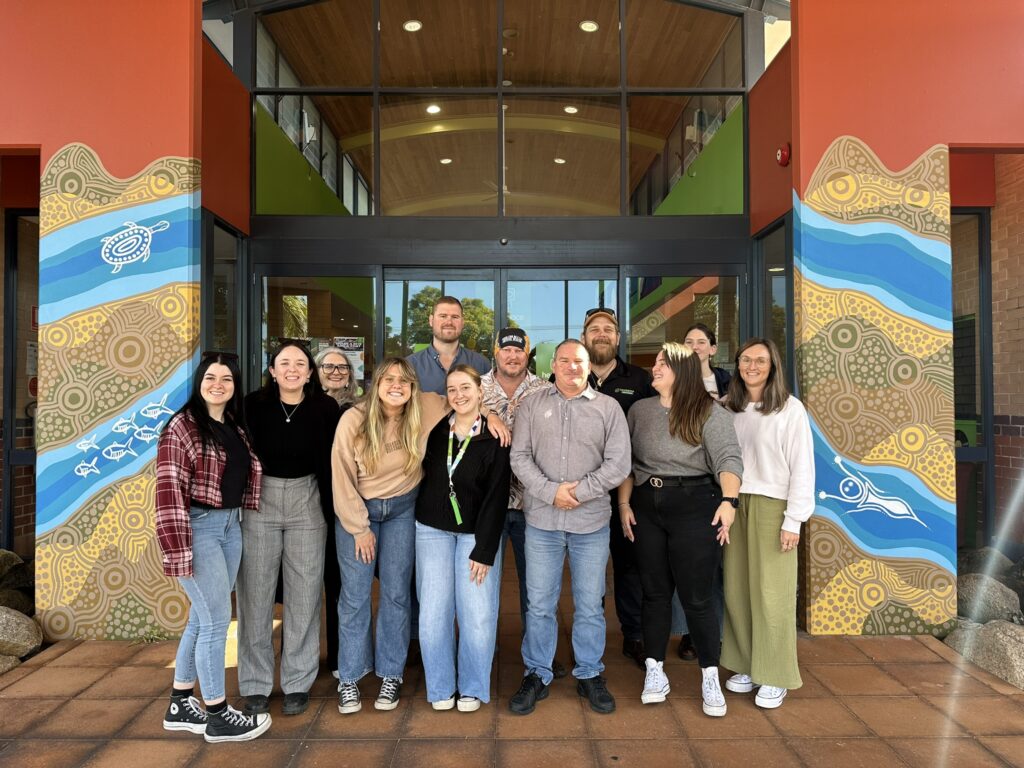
[357,357,422,475]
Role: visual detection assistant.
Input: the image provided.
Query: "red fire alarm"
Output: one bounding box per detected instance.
[776,143,791,167]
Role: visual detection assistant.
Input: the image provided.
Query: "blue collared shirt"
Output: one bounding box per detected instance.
[406,343,491,395]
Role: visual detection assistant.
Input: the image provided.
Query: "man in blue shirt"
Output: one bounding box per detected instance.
[406,295,491,395]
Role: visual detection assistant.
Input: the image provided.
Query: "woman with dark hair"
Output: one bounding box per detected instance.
[237,341,341,717]
[156,352,271,742]
[684,323,731,399]
[721,338,814,710]
[618,342,742,716]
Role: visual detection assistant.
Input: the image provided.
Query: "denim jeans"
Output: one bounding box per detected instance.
[522,524,609,685]
[336,487,418,683]
[502,509,528,629]
[415,522,501,703]
[174,506,242,702]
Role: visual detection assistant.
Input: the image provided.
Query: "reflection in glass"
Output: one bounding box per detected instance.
[762,225,788,372]
[952,214,983,446]
[955,461,985,549]
[384,279,495,360]
[212,225,238,352]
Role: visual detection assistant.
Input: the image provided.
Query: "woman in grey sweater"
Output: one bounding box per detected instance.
[618,342,742,717]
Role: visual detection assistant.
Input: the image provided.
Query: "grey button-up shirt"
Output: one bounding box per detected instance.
[510,385,631,534]
[406,343,491,395]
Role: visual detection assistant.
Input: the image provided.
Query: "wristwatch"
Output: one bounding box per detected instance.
[722,496,740,509]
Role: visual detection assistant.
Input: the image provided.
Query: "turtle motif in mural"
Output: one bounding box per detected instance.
[100,220,170,274]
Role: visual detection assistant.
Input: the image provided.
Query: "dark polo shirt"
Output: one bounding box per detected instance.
[587,356,656,416]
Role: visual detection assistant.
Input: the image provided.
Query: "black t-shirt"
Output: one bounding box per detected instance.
[210,420,249,509]
[588,356,656,416]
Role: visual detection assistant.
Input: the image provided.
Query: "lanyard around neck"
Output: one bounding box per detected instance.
[446,414,482,524]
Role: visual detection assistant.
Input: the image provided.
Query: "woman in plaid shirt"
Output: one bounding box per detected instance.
[156,352,271,743]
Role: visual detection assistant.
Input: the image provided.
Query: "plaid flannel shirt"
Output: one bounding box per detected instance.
[156,412,262,577]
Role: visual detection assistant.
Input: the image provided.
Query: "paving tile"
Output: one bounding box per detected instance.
[79,665,176,698]
[764,697,872,737]
[305,697,412,739]
[26,698,144,739]
[290,739,397,768]
[600,660,646,697]
[787,737,908,767]
[662,662,704,697]
[403,697,497,738]
[307,670,340,699]
[496,739,599,768]
[797,635,871,663]
[923,695,1024,735]
[79,738,201,768]
[844,635,945,663]
[594,739,697,768]
[918,636,1022,695]
[978,736,1024,768]
[670,694,777,739]
[118,698,185,740]
[879,662,1001,696]
[123,641,177,667]
[498,664,576,698]
[0,739,100,768]
[189,739,299,767]
[786,665,832,698]
[260,696,323,739]
[582,698,684,739]
[886,737,1009,768]
[689,737,802,767]
[0,698,66,737]
[21,640,81,667]
[0,666,35,692]
[840,696,963,738]
[0,666,109,698]
[47,640,143,667]
[806,663,912,696]
[496,695,587,739]
[393,738,496,768]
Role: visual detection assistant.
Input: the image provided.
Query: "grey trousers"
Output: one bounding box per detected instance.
[236,474,326,696]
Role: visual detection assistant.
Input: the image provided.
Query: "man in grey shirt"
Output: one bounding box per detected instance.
[508,339,631,716]
[406,295,490,395]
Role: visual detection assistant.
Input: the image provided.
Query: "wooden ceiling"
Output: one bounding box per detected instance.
[262,0,739,215]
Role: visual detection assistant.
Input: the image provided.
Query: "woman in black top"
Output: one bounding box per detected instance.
[415,364,511,712]
[236,341,340,717]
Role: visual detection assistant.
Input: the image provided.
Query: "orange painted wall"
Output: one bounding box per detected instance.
[202,41,250,234]
[792,0,1024,194]
[0,0,200,174]
[748,43,792,234]
[950,152,996,208]
[0,155,40,208]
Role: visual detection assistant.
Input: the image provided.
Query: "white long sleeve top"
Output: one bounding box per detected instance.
[732,396,815,534]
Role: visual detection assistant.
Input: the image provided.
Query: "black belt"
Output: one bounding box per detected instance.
[190,501,227,511]
[647,475,714,489]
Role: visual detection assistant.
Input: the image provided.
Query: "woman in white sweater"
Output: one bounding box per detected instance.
[720,338,814,710]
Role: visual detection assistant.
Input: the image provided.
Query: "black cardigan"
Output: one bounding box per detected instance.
[415,414,511,566]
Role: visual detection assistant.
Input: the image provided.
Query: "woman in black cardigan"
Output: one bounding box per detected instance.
[414,364,511,712]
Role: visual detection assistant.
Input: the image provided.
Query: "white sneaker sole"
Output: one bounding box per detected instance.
[755,691,786,709]
[432,697,456,711]
[375,698,400,711]
[338,700,362,714]
[457,698,481,712]
[702,701,727,717]
[162,721,206,734]
[203,714,272,743]
[641,686,670,704]
[725,679,755,693]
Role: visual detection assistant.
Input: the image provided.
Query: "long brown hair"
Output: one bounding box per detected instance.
[357,357,422,475]
[724,337,790,415]
[661,342,714,446]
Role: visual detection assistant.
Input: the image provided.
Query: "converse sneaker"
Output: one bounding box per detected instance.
[457,696,481,712]
[755,685,788,709]
[163,695,208,734]
[432,694,456,711]
[725,673,756,693]
[701,666,727,717]
[338,681,362,714]
[375,676,402,710]
[204,705,271,743]
[641,658,670,705]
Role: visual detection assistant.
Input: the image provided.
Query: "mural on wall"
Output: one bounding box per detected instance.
[796,136,957,635]
[35,142,200,640]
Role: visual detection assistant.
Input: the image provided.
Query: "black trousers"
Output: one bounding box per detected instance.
[609,493,644,641]
[631,480,722,667]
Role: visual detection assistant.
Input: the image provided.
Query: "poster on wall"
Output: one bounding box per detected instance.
[333,336,366,391]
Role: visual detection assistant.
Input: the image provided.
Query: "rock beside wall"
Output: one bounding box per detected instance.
[957,573,1023,623]
[0,606,42,658]
[945,620,1024,690]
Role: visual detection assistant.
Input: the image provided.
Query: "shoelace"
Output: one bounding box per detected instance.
[183,697,208,721]
[339,683,359,703]
[760,685,784,697]
[220,706,255,727]
[379,678,400,699]
[702,675,724,704]
[644,665,664,690]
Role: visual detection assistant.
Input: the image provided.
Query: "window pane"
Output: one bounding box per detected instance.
[343,157,355,212]
[955,461,985,549]
[384,279,495,362]
[626,0,742,88]
[256,21,277,114]
[502,0,619,87]
[952,214,982,447]
[379,95,497,216]
[762,224,788,372]
[322,125,338,193]
[505,95,619,216]
[301,97,321,171]
[278,59,301,146]
[212,225,238,352]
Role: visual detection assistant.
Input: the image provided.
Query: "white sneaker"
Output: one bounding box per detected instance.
[641,658,670,705]
[725,673,756,693]
[457,696,481,712]
[432,695,456,711]
[755,685,787,709]
[701,666,727,717]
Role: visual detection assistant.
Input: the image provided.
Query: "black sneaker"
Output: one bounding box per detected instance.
[204,705,272,743]
[577,675,616,714]
[338,681,362,714]
[242,694,270,715]
[622,638,646,671]
[162,695,208,734]
[508,672,549,715]
[282,691,309,715]
[375,676,402,711]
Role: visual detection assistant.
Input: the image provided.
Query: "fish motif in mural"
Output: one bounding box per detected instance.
[140,394,174,420]
[101,436,138,462]
[100,220,170,274]
[111,413,138,434]
[75,434,99,453]
[131,421,163,444]
[818,455,929,529]
[73,457,100,478]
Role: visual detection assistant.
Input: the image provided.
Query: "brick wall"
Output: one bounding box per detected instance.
[991,153,1024,543]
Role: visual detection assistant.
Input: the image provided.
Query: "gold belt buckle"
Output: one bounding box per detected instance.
[650,477,663,488]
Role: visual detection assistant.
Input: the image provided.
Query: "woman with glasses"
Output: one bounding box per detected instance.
[157,351,271,742]
[316,347,358,407]
[720,338,814,710]
[237,340,341,718]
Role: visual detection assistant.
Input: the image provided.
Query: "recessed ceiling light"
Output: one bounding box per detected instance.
[563,105,578,114]
[403,19,423,32]
[579,20,599,32]
[768,266,785,273]
[426,104,441,114]
[439,158,453,165]
[554,157,567,165]
[502,79,513,87]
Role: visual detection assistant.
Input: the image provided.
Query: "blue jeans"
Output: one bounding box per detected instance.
[522,524,609,685]
[502,509,528,628]
[174,507,242,702]
[415,522,501,703]
[336,487,418,683]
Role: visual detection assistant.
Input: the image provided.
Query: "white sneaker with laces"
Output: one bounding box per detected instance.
[725,673,756,693]
[755,685,787,709]
[457,696,481,712]
[701,666,727,717]
[432,695,456,711]
[641,658,670,704]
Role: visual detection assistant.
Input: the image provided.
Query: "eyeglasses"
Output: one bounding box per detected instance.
[739,356,771,367]
[201,351,239,362]
[321,363,351,374]
[584,307,616,319]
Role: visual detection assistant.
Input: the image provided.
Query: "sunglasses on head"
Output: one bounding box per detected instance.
[200,350,239,362]
[584,307,616,319]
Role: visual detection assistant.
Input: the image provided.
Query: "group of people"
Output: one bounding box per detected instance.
[155,294,814,743]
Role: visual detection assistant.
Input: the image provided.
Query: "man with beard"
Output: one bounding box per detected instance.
[407,296,491,395]
[580,307,655,669]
